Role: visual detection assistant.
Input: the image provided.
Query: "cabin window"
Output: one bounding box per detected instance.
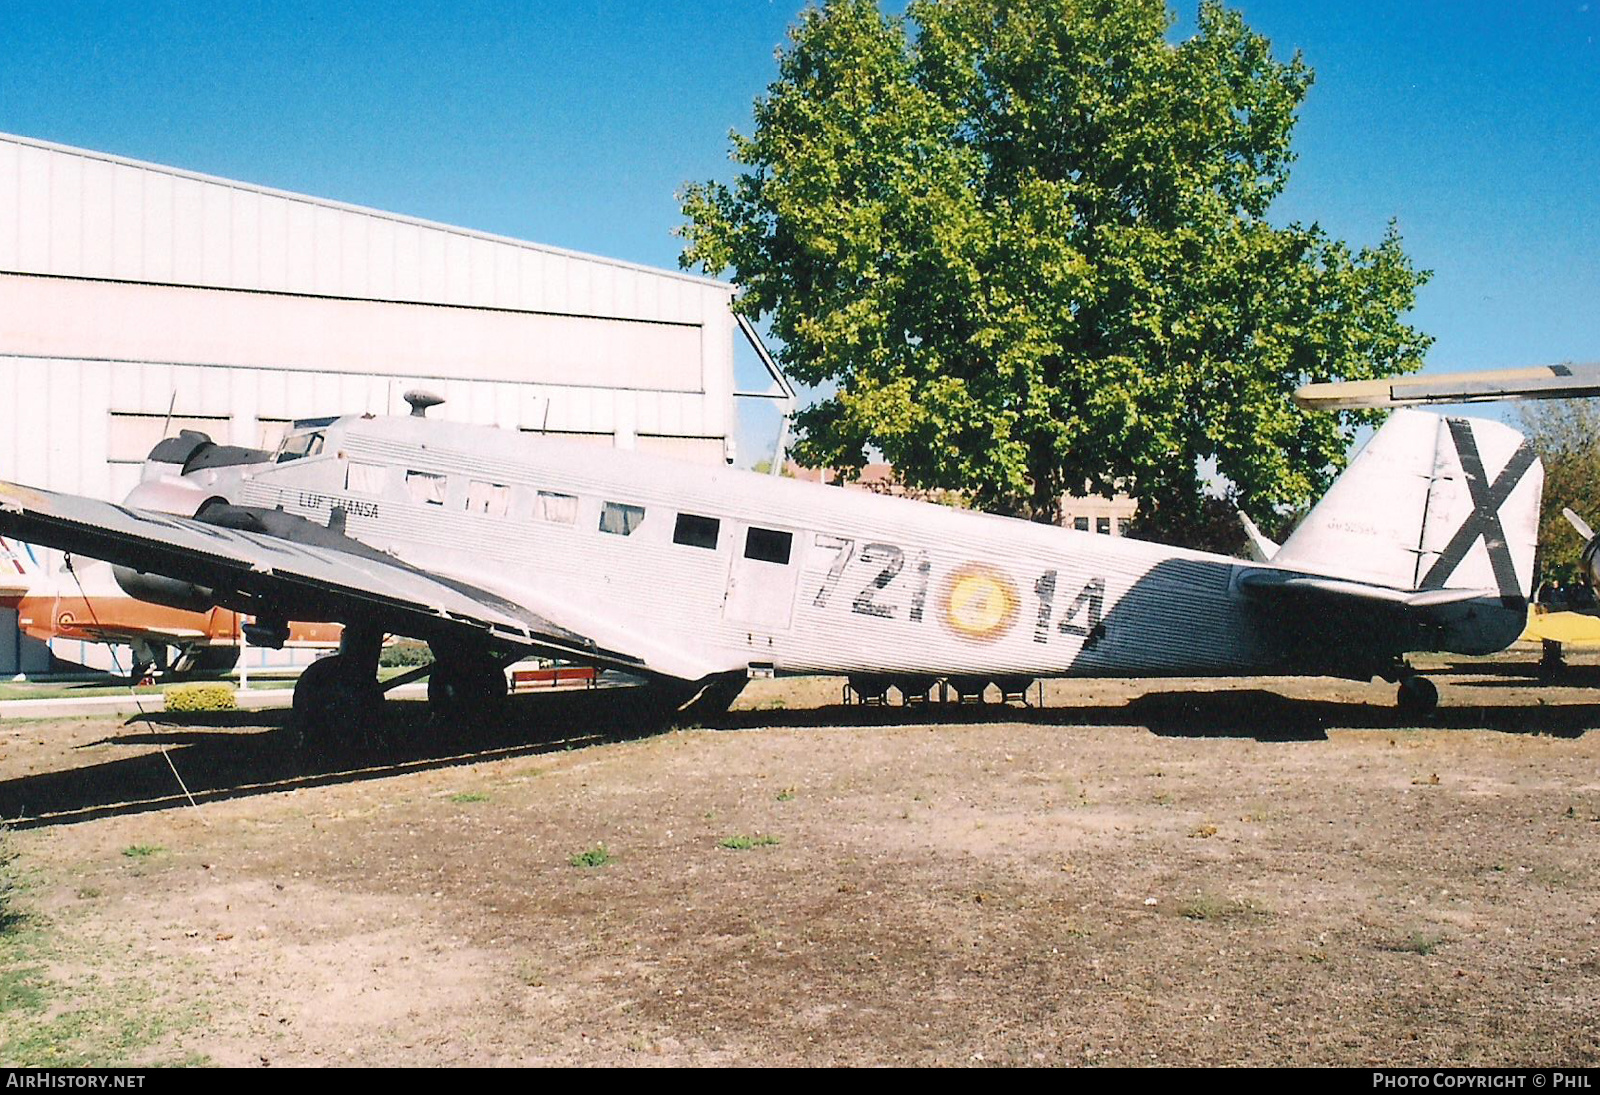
[405,470,448,506]
[1096,517,1111,535]
[466,480,511,516]
[744,527,792,564]
[599,501,645,536]
[346,462,388,494]
[673,513,720,550]
[535,490,578,525]
[277,431,325,463]
[1073,517,1089,532]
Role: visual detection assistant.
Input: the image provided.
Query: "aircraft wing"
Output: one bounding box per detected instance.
[67,624,210,643]
[0,479,655,675]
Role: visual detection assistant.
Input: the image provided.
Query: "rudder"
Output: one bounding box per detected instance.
[1273,410,1542,599]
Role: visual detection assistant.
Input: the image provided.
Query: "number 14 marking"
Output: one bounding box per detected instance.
[1034,571,1106,647]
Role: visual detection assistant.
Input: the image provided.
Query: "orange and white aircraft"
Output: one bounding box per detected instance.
[0,535,338,677]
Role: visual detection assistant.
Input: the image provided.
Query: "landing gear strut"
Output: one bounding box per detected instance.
[292,626,385,730]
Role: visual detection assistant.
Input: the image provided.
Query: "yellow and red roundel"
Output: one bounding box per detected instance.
[940,563,1019,642]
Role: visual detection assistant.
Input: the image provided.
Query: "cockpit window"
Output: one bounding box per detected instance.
[277,431,325,463]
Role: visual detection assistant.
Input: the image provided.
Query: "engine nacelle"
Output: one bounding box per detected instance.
[122,476,213,517]
[112,566,217,614]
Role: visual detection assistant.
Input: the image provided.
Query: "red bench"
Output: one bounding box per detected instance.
[510,665,598,691]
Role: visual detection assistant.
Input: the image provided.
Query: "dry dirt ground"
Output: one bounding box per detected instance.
[2,652,1599,1067]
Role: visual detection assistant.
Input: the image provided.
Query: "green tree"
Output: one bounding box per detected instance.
[680,0,1431,543]
[1517,400,1600,582]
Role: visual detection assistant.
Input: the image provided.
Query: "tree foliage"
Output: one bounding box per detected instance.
[1517,400,1600,581]
[680,0,1432,542]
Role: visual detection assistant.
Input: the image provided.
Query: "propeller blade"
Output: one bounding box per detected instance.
[1563,508,1595,543]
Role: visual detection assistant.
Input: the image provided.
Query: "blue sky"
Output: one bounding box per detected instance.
[1,1,1595,458]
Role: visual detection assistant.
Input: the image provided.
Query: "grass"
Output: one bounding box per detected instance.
[0,930,212,1066]
[1385,930,1446,956]
[1174,892,1269,923]
[0,834,24,935]
[0,665,420,702]
[0,836,208,1066]
[0,681,166,700]
[569,845,615,869]
[121,844,164,859]
[449,792,490,804]
[1528,863,1583,889]
[718,834,781,850]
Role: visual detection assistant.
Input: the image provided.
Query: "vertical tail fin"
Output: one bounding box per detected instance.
[1272,410,1543,598]
[0,535,39,594]
[0,535,40,608]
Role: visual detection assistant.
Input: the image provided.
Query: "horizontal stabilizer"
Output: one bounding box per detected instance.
[1236,568,1527,655]
[1237,569,1501,608]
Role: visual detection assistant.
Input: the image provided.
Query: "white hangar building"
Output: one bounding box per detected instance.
[0,131,789,673]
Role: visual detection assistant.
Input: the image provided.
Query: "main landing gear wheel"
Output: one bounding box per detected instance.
[292,654,384,731]
[427,657,507,718]
[1396,675,1439,718]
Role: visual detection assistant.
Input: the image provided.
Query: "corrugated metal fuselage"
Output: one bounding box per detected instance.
[230,416,1344,682]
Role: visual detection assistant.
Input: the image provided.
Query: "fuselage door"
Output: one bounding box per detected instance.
[724,525,800,630]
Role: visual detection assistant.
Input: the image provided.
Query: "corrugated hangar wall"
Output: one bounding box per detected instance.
[0,131,752,673]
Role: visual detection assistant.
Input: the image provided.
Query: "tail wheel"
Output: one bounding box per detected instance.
[1396,675,1439,718]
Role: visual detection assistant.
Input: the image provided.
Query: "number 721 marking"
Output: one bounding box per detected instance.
[813,537,931,622]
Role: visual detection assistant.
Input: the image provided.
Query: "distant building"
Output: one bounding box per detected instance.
[1058,492,1138,537]
[0,131,791,672]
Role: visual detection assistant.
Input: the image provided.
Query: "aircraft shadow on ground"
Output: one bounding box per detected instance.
[712,687,1600,741]
[1450,666,1600,689]
[0,688,677,830]
[5,683,1596,829]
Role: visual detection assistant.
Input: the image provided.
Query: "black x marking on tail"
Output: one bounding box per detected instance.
[1420,418,1537,597]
